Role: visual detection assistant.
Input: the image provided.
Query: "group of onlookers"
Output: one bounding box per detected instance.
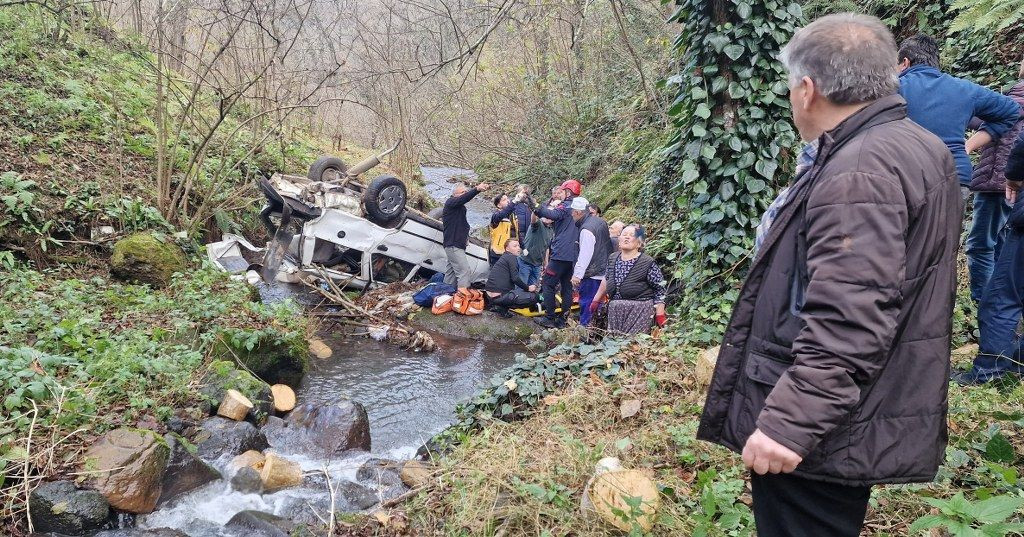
[439,177,667,335]
[896,34,1024,384]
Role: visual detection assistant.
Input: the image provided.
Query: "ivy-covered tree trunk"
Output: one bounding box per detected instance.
[656,0,803,343]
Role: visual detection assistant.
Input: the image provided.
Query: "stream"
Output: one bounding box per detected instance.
[134,166,520,535]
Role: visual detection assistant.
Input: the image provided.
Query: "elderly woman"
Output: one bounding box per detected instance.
[589,224,667,335]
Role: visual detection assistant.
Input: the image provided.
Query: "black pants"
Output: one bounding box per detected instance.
[542,260,574,322]
[751,472,870,537]
[490,288,535,308]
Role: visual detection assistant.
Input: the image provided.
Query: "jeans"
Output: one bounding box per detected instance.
[750,472,871,537]
[518,259,541,287]
[974,227,1024,377]
[542,260,574,322]
[966,192,1011,302]
[577,277,602,326]
[443,247,472,288]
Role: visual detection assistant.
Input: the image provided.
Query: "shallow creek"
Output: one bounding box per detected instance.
[135,166,522,535]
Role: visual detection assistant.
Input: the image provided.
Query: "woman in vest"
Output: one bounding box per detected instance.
[589,224,667,334]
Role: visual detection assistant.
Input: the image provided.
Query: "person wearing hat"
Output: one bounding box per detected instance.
[533,180,582,328]
[570,197,611,326]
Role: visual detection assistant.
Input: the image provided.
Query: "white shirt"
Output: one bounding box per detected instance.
[573,228,604,281]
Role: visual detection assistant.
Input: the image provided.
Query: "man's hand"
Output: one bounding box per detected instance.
[528,284,537,292]
[571,276,581,287]
[742,429,802,475]
[1007,181,1023,204]
[476,182,491,192]
[588,300,600,313]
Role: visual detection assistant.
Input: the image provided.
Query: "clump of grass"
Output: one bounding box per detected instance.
[410,337,1024,536]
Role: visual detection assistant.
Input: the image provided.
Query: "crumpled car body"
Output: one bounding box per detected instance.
[206,173,490,290]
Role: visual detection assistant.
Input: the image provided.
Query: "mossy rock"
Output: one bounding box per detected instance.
[199,360,274,423]
[110,233,186,287]
[212,335,309,388]
[407,310,537,343]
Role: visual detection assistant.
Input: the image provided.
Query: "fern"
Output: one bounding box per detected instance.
[949,0,1024,33]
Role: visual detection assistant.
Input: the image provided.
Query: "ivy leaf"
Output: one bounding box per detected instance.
[720,182,735,200]
[745,178,767,193]
[728,137,743,152]
[692,124,707,138]
[695,103,712,119]
[723,44,745,61]
[706,210,725,223]
[985,432,1016,463]
[736,2,752,19]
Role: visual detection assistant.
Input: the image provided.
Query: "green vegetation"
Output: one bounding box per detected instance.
[411,338,1024,536]
[0,265,307,528]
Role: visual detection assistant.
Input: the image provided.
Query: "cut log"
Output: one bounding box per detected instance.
[400,460,434,488]
[259,452,302,491]
[229,450,265,471]
[695,346,720,387]
[589,469,659,532]
[217,389,254,421]
[270,384,296,413]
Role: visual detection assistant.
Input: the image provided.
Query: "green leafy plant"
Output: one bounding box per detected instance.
[949,0,1024,34]
[909,492,1024,536]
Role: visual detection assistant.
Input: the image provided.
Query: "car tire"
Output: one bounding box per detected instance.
[363,174,407,226]
[308,156,349,182]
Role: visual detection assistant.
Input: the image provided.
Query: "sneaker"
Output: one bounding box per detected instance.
[496,307,514,318]
[534,316,558,329]
[951,368,1007,386]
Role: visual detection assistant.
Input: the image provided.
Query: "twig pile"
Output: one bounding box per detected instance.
[302,267,436,352]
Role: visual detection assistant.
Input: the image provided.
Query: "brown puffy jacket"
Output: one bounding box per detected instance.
[697,95,961,486]
[970,81,1024,192]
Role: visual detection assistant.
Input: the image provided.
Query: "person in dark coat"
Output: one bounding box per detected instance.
[965,59,1024,302]
[956,131,1024,384]
[442,181,489,288]
[533,181,582,328]
[698,14,960,537]
[485,238,537,317]
[588,224,666,334]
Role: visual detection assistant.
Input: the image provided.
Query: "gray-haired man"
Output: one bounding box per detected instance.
[698,13,960,536]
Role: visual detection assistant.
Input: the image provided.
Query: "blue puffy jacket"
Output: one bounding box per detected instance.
[534,198,579,263]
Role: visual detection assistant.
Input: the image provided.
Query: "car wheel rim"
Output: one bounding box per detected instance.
[378,185,404,215]
[322,167,341,182]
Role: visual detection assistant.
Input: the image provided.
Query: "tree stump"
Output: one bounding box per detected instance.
[229,450,265,471]
[270,384,296,413]
[217,389,254,421]
[259,453,302,491]
[696,346,720,387]
[590,469,659,532]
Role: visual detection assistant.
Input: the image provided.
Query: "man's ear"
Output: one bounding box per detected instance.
[898,58,911,71]
[798,76,816,111]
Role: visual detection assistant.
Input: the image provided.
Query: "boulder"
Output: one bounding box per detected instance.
[224,510,294,537]
[109,233,186,288]
[194,417,269,461]
[199,361,273,423]
[231,466,264,494]
[400,460,434,488]
[264,401,371,456]
[696,345,720,387]
[94,529,189,537]
[277,481,378,523]
[81,429,170,514]
[28,480,109,535]
[158,434,221,506]
[357,458,408,502]
[212,336,308,388]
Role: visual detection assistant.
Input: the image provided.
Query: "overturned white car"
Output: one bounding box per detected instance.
[207,143,490,290]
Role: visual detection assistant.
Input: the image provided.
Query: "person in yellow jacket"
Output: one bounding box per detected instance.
[489,192,520,266]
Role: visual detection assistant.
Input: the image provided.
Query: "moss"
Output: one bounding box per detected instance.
[212,335,308,387]
[110,233,186,288]
[200,360,274,422]
[166,431,198,455]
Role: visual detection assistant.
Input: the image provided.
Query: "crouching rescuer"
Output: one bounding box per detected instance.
[697,14,960,537]
[485,238,537,317]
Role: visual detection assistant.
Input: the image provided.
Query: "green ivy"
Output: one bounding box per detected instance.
[647,0,802,343]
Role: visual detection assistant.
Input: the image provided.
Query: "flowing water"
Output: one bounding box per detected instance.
[421,165,492,228]
[136,166,522,535]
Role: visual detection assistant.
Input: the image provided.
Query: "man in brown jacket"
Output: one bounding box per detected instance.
[697,13,961,537]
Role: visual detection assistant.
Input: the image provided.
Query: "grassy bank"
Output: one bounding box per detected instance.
[0,264,309,533]
[408,337,1024,536]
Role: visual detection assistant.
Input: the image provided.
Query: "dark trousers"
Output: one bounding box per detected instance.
[542,260,574,321]
[750,473,870,537]
[966,192,1011,302]
[490,288,535,309]
[975,227,1024,376]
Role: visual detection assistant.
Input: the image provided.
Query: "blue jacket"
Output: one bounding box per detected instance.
[534,198,579,263]
[899,65,1020,185]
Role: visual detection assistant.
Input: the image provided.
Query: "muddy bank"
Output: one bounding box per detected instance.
[406,309,539,344]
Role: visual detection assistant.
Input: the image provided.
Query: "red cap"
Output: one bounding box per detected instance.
[560,179,582,196]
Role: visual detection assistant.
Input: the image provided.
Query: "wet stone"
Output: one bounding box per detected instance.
[194,417,269,461]
[224,510,294,537]
[29,480,109,535]
[231,466,264,494]
[158,434,221,506]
